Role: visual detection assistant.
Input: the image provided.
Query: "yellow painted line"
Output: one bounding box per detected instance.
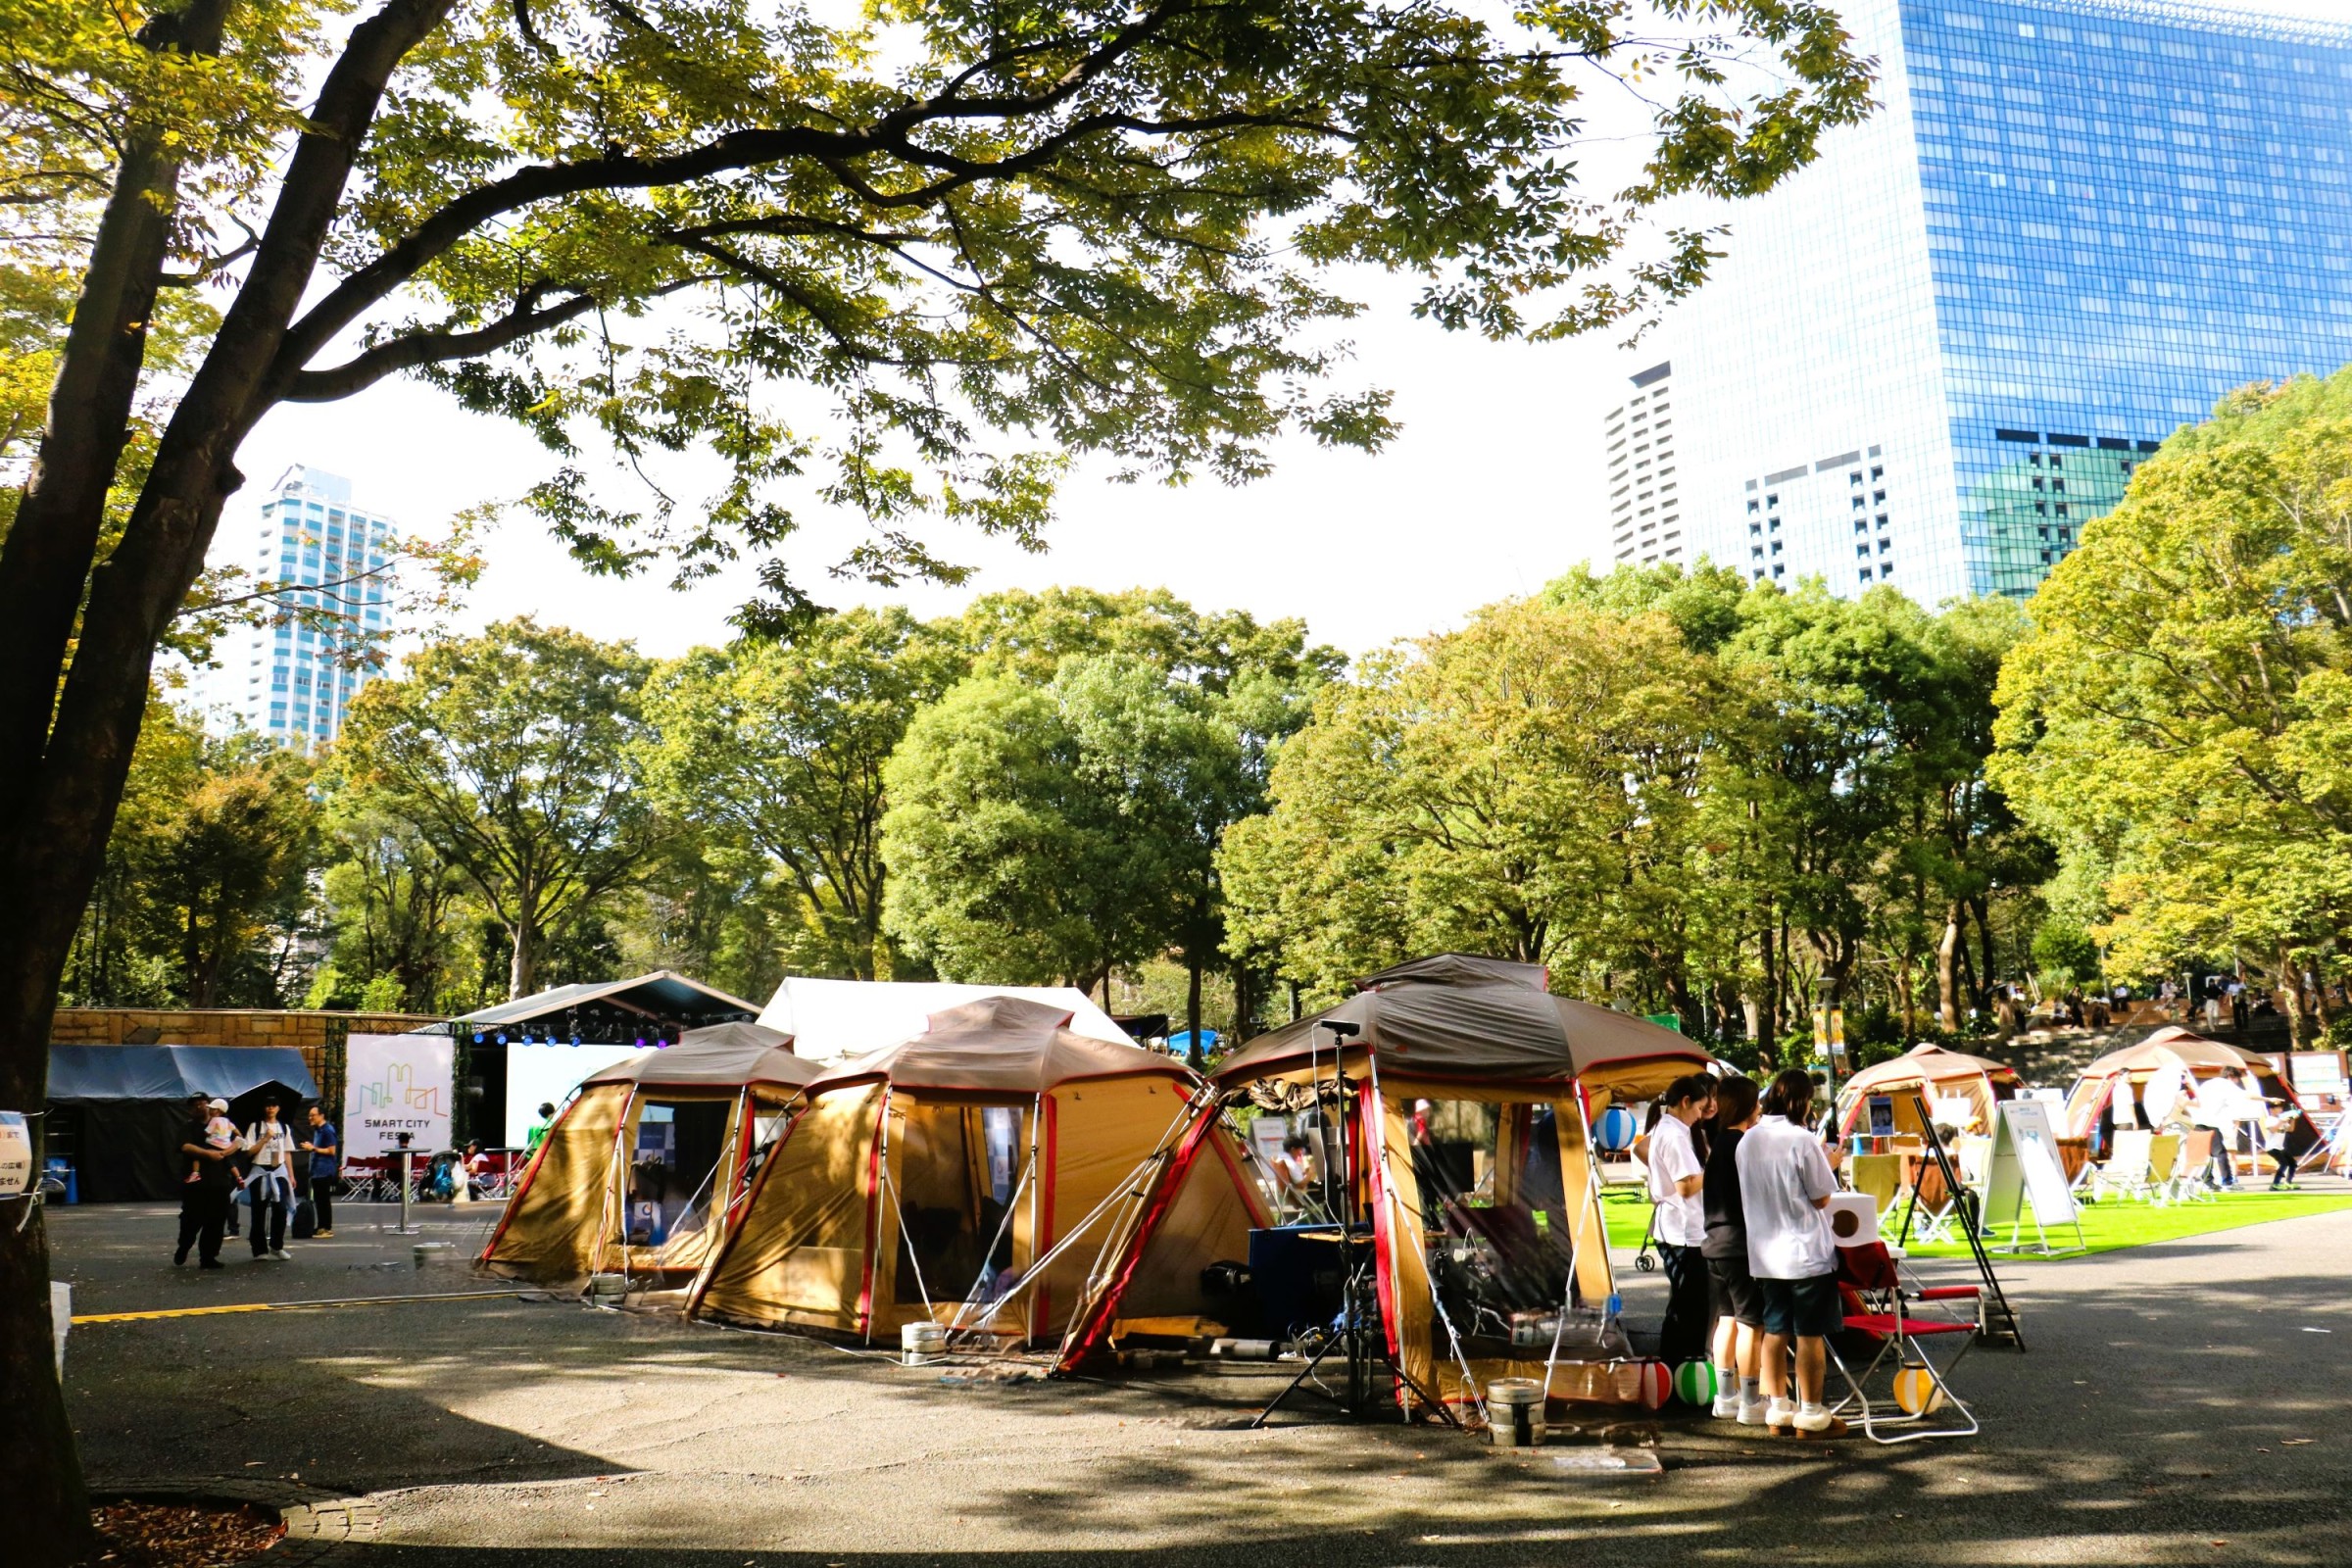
[76,1303,279,1324]
[74,1289,523,1325]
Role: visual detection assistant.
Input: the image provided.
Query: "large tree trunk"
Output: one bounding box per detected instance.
[508,916,538,1001]
[1936,904,1963,1032]
[1969,894,1997,1010]
[1184,952,1204,1069]
[2277,948,2308,1051]
[0,12,455,1551]
[0,39,232,1544]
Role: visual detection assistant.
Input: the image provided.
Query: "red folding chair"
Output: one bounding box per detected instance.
[1829,1242,1980,1444]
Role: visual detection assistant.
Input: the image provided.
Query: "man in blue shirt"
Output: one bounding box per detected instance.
[300,1104,339,1238]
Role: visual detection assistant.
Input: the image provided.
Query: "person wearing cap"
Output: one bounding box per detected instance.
[174,1095,237,1268]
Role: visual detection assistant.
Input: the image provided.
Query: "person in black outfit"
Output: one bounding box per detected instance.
[173,1096,236,1269]
[1645,1074,1715,1367]
[1701,1075,1767,1424]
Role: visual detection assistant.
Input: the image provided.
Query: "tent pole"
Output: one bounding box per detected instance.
[599,1086,638,1294]
[873,1085,939,1324]
[954,1093,1199,1343]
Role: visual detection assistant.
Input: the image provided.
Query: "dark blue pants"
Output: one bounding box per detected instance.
[1658,1243,1711,1366]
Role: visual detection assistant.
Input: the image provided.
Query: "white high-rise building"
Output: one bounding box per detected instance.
[210,466,397,749]
[1602,362,1681,568]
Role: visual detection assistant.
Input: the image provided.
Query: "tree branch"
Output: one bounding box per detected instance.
[284,284,605,402]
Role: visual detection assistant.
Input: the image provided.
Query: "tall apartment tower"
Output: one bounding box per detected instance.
[214,466,397,749]
[1603,363,1682,567]
[1637,0,2352,602]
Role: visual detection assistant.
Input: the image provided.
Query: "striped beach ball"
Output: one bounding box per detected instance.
[1594,1105,1640,1152]
[1635,1359,1672,1409]
[1673,1361,1718,1407]
[1891,1363,1947,1415]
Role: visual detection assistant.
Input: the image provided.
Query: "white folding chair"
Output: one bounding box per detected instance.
[2171,1130,2220,1203]
[2090,1129,2154,1202]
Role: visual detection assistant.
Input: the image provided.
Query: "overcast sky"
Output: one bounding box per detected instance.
[220,0,2342,667]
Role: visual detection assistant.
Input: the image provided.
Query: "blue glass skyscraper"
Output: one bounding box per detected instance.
[1640,0,2352,602]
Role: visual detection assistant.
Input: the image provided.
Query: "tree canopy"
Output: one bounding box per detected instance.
[1225,568,2043,1054]
[334,617,657,998]
[1992,369,2352,1045]
[639,607,961,980]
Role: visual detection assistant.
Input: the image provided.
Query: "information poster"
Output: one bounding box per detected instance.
[344,1033,454,1157]
[1980,1099,2082,1252]
[0,1109,31,1195]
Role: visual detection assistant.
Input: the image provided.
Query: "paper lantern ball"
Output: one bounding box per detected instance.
[1594,1106,1640,1153]
[1891,1363,1947,1415]
[1635,1360,1672,1409]
[1673,1361,1718,1407]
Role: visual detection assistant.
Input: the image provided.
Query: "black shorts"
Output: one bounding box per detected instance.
[1757,1272,1842,1339]
[1706,1253,1765,1328]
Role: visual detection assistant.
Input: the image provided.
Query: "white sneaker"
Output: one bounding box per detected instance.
[270,1250,293,1261]
[1738,1395,1771,1427]
[1765,1396,1795,1432]
[1711,1389,1742,1419]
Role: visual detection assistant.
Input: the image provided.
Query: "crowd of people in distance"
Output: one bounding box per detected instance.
[172,1095,338,1268]
[1645,1068,1853,1439]
[170,1099,515,1269]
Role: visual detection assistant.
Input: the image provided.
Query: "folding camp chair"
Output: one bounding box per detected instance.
[1845,1154,1905,1242]
[1829,1242,1981,1445]
[1905,1158,1960,1245]
[2090,1129,2155,1202]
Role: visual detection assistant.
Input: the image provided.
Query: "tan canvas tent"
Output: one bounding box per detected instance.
[479,1021,818,1287]
[1835,1044,2021,1137]
[1056,955,1712,1407]
[689,997,1267,1347]
[2064,1026,2310,1145]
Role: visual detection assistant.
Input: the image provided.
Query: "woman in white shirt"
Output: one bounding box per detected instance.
[1645,1074,1716,1368]
[240,1100,300,1261]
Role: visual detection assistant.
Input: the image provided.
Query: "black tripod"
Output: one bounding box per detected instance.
[1250,1025,1458,1428]
[1894,1087,2025,1348]
[1248,1223,1453,1426]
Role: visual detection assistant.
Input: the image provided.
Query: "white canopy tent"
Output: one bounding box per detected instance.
[756,978,1133,1063]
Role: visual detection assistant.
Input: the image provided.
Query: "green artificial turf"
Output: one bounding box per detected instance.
[1595,1183,2352,1262]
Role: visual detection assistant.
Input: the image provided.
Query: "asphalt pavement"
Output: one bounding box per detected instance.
[49,1191,2352,1566]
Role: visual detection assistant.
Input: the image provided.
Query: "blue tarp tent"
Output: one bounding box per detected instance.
[49,1045,318,1103]
[48,1045,318,1202]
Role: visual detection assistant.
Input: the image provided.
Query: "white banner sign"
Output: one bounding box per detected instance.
[344,1033,454,1157]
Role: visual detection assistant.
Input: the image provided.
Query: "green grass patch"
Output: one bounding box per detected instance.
[1595,1184,2352,1261]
